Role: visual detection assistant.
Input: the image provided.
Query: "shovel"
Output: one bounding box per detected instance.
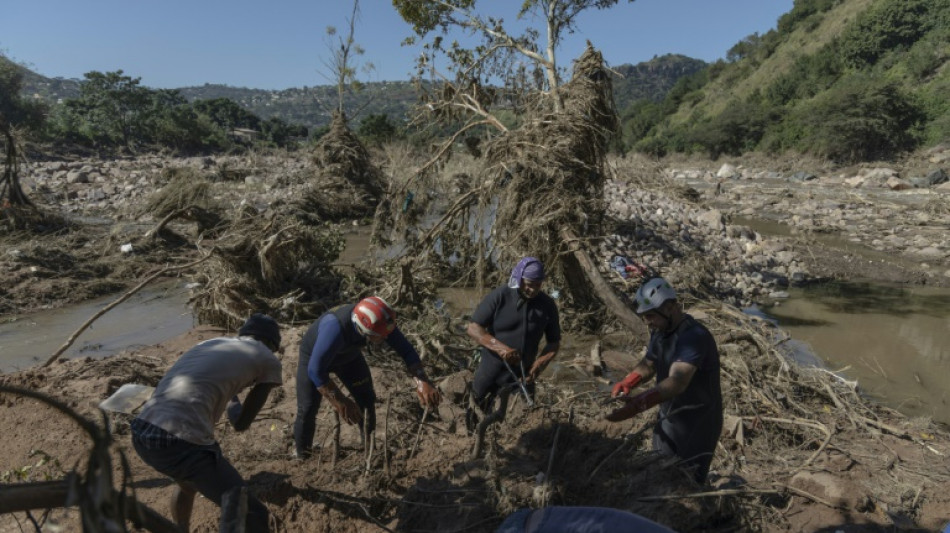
[501,357,534,408]
[99,383,155,414]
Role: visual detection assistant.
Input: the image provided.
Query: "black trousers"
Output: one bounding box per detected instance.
[293,352,376,455]
[652,422,718,484]
[471,352,535,411]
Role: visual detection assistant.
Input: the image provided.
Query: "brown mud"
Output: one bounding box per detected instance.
[2,151,950,532]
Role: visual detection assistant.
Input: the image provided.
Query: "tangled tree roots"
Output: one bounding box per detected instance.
[307,111,383,221]
[140,172,224,239]
[189,207,345,329]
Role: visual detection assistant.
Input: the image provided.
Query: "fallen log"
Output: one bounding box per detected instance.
[0,480,182,533]
[560,227,647,338]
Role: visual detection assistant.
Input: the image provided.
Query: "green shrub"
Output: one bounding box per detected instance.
[788,75,923,162]
[839,0,931,68]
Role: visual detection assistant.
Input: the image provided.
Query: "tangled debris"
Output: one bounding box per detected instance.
[188,207,345,329]
[303,111,384,222]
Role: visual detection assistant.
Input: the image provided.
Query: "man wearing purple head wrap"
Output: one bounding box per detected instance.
[466,256,561,423]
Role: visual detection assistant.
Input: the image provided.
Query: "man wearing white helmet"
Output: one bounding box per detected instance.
[606,277,723,484]
[292,296,442,459]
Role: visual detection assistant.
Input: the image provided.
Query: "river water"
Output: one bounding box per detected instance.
[0,281,193,372]
[764,281,950,425]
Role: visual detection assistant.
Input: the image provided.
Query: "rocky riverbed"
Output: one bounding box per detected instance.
[3,150,950,532]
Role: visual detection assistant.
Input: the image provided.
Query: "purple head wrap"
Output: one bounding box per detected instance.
[507,257,545,289]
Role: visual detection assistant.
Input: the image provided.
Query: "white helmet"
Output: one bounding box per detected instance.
[634,277,676,314]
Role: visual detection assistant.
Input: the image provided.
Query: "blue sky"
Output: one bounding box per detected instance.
[2,0,794,90]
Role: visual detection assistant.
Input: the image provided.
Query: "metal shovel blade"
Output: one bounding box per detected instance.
[99,383,155,414]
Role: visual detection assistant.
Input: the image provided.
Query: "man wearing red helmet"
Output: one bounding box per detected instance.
[293,296,442,459]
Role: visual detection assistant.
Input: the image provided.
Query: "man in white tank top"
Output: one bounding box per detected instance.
[131,313,283,532]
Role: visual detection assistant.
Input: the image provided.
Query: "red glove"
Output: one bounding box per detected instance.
[605,387,663,422]
[611,372,643,397]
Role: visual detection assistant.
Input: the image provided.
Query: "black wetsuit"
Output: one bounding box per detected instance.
[470,285,560,408]
[646,314,723,483]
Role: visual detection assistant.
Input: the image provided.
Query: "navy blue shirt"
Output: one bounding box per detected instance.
[471,286,561,367]
[646,314,722,454]
[299,304,421,388]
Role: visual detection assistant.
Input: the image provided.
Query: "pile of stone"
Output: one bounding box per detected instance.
[18,154,313,219]
[599,179,809,307]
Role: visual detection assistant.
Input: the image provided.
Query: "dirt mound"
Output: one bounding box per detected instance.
[2,315,948,532]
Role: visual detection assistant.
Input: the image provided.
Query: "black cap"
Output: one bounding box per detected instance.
[238,313,281,350]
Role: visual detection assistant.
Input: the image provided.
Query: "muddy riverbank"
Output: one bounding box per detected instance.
[2,150,950,532]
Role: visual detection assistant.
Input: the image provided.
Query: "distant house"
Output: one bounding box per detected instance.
[229,128,260,141]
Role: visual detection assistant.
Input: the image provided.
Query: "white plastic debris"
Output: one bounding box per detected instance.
[120,243,134,253]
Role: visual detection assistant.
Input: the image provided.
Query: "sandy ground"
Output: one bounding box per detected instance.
[2,152,950,531]
[1,321,949,532]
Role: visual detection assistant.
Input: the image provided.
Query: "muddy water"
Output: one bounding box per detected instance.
[0,281,193,372]
[733,215,950,425]
[764,281,950,425]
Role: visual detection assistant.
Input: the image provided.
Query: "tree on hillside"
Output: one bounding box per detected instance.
[0,55,46,211]
[66,70,152,150]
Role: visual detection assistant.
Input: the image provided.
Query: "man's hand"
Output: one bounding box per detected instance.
[605,388,662,422]
[319,382,363,426]
[333,396,363,426]
[226,396,242,427]
[611,371,644,397]
[468,324,520,364]
[415,378,442,409]
[525,351,556,383]
[482,333,519,364]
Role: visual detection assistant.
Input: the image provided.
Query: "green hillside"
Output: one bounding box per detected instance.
[624,0,950,162]
[14,55,702,131]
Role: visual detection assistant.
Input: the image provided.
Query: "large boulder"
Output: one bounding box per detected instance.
[716,163,739,179]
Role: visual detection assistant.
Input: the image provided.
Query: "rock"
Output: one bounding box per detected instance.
[924,168,948,186]
[789,471,865,509]
[696,209,725,232]
[862,167,898,180]
[930,151,950,164]
[886,176,912,190]
[788,171,817,182]
[717,164,739,179]
[438,370,474,404]
[917,247,945,259]
[844,175,867,188]
[66,170,89,184]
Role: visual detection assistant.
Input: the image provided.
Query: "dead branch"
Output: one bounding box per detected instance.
[44,251,215,367]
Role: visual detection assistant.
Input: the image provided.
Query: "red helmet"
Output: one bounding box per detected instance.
[352,296,396,338]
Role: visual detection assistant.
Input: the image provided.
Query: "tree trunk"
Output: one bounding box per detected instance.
[0,480,182,533]
[560,227,646,338]
[1,126,33,207]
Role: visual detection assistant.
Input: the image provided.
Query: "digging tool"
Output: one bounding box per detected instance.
[501,357,534,407]
[98,383,154,414]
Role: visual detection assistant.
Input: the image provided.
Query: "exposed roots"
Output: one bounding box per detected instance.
[189,207,345,329]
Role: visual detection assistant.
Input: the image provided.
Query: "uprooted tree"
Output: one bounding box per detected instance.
[302,0,385,222]
[375,1,644,334]
[0,55,48,229]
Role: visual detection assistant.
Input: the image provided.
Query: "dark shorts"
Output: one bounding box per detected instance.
[130,419,269,531]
